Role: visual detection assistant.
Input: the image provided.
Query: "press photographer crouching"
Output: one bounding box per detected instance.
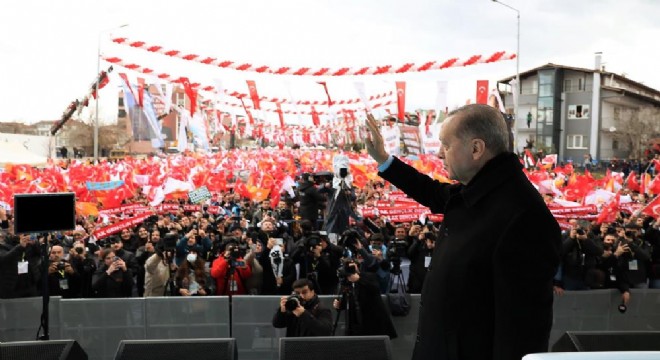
[332,259,397,339]
[272,278,333,337]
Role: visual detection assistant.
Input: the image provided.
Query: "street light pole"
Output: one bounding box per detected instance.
[95,24,128,163]
[492,0,520,149]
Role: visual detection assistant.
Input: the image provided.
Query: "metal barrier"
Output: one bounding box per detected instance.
[1,290,659,360]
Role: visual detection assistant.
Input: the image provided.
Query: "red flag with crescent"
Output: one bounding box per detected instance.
[476,80,489,104]
[642,195,660,219]
[137,77,145,107]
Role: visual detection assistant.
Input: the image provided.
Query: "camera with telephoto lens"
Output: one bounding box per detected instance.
[337,259,358,280]
[338,228,362,253]
[576,228,585,236]
[285,294,303,312]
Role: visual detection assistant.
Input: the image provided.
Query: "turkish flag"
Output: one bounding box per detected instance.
[642,195,660,219]
[181,77,197,116]
[276,103,285,128]
[626,171,641,193]
[395,81,406,122]
[476,80,489,104]
[246,80,261,110]
[311,106,320,127]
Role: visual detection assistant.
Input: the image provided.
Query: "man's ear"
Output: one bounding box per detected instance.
[471,139,487,160]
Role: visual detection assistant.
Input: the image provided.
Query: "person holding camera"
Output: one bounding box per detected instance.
[175,227,212,266]
[68,240,96,298]
[144,236,178,297]
[272,278,333,337]
[210,240,252,295]
[92,248,134,297]
[559,225,601,290]
[291,233,335,295]
[407,231,436,294]
[332,260,397,339]
[645,219,660,289]
[260,237,296,295]
[0,233,41,299]
[297,173,326,229]
[616,224,652,290]
[46,245,80,298]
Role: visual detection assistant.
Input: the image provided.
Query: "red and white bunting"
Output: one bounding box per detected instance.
[103,56,394,106]
[112,37,516,76]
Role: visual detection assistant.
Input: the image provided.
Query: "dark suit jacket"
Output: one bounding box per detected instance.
[379,153,561,360]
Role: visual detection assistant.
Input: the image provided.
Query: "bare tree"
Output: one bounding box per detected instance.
[613,106,660,160]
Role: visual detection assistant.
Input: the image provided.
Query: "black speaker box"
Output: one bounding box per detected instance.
[0,340,87,360]
[279,335,392,360]
[114,338,236,360]
[552,331,660,352]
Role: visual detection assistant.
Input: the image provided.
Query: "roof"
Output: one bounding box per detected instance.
[498,63,660,98]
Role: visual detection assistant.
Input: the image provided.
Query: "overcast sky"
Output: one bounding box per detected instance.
[1,0,659,125]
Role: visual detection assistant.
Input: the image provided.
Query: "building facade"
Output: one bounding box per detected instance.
[498,55,660,163]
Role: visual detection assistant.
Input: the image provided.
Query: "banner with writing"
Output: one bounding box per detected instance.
[86,180,125,191]
[188,186,212,204]
[94,212,155,239]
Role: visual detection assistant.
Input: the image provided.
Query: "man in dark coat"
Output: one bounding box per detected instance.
[297,174,326,228]
[272,278,333,337]
[365,104,561,360]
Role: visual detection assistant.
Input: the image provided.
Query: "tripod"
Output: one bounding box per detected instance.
[331,281,352,336]
[162,251,177,296]
[388,259,406,294]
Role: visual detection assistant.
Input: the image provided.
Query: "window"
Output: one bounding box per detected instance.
[564,79,573,92]
[578,78,584,91]
[568,104,590,119]
[612,140,619,150]
[567,135,589,149]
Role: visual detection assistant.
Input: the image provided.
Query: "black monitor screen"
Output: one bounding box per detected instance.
[13,193,76,234]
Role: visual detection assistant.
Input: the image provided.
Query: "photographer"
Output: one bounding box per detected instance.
[175,227,212,266]
[616,224,652,290]
[324,158,358,235]
[210,240,252,295]
[47,245,80,298]
[68,240,96,298]
[559,226,601,290]
[0,233,41,298]
[272,278,333,337]
[260,237,296,295]
[407,231,436,294]
[144,235,178,297]
[297,173,326,228]
[92,248,134,298]
[332,259,397,339]
[291,233,335,295]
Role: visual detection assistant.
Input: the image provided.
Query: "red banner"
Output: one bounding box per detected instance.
[99,204,150,216]
[549,205,597,215]
[94,212,155,239]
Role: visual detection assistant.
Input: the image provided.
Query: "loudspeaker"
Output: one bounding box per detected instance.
[279,336,392,360]
[114,338,236,360]
[0,340,87,360]
[552,331,660,352]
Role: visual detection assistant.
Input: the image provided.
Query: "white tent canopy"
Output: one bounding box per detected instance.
[0,141,49,166]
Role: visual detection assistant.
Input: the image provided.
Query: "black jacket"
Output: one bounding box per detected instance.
[0,241,41,299]
[407,239,433,294]
[259,249,297,295]
[379,153,561,360]
[297,181,325,225]
[92,266,134,298]
[337,271,398,339]
[272,295,333,337]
